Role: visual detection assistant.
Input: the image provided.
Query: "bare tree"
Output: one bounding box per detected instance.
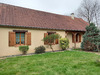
[76,0,100,26]
[94,1,100,26]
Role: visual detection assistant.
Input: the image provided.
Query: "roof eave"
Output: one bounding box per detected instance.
[0,24,86,32]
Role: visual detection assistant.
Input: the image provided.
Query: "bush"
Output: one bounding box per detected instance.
[35,46,46,54]
[59,38,69,50]
[19,46,29,55]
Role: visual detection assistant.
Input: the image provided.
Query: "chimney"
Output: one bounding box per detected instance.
[71,13,74,19]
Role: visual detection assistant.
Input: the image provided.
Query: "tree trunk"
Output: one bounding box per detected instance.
[50,45,54,52]
[97,45,99,52]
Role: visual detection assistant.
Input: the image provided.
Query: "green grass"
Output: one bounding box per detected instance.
[0,51,100,75]
[72,48,81,51]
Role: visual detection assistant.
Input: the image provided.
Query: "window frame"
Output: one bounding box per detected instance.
[15,32,25,45]
[13,30,28,46]
[48,32,56,44]
[44,32,59,45]
[47,32,56,35]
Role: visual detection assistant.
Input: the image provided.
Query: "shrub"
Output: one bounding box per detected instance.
[35,46,46,54]
[19,46,29,55]
[59,38,69,50]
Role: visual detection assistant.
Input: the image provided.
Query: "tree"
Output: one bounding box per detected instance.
[76,0,100,26]
[81,23,100,51]
[43,34,60,52]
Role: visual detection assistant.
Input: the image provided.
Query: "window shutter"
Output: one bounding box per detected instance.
[9,32,15,46]
[55,39,59,44]
[72,34,75,43]
[44,33,48,45]
[55,33,59,44]
[79,34,81,42]
[26,32,31,45]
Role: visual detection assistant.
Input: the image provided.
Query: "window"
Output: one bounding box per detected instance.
[44,32,59,45]
[16,32,25,44]
[9,31,31,46]
[48,32,55,35]
[48,32,55,44]
[72,33,81,43]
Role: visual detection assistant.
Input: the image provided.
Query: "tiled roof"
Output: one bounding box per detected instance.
[0,3,89,31]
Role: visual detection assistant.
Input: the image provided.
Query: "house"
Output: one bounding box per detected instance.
[0,3,89,57]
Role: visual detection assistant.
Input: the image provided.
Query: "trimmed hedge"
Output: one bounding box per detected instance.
[35,46,46,54]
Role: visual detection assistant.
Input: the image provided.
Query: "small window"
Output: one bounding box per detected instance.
[48,32,55,44]
[48,32,55,35]
[16,32,25,45]
[44,32,58,45]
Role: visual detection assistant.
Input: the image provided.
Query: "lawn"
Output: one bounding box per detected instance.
[0,51,100,75]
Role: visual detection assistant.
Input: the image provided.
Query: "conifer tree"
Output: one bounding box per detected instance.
[81,23,100,51]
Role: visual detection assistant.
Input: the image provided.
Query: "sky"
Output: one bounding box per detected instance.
[0,0,83,15]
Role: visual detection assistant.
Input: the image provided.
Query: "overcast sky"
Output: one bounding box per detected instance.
[0,0,83,15]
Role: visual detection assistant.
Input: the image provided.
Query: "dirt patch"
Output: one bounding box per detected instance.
[94,53,100,55]
[0,57,6,60]
[83,51,100,55]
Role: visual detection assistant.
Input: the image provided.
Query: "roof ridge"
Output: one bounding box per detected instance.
[0,3,69,17]
[0,3,80,19]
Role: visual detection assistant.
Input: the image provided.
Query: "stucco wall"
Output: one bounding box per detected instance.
[0,27,82,57]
